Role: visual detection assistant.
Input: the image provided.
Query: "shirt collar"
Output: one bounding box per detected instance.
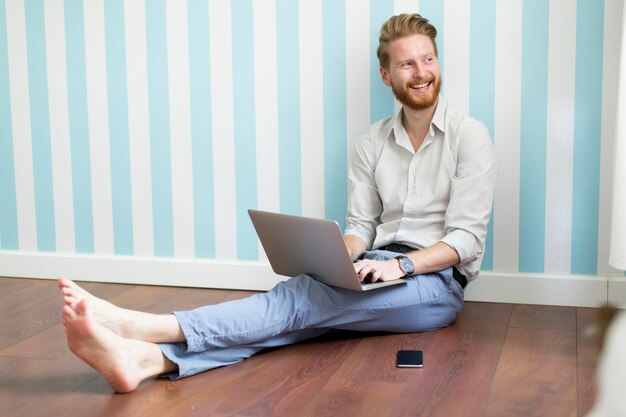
[390,109,412,152]
[390,96,447,151]
[431,97,447,133]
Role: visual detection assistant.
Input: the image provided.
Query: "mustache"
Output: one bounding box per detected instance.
[405,79,434,87]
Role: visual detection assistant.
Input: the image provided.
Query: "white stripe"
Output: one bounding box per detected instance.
[493,0,522,272]
[5,0,36,251]
[166,0,195,258]
[299,0,324,219]
[544,0,576,274]
[83,0,114,254]
[44,0,75,252]
[599,0,624,273]
[443,0,469,114]
[253,0,279,215]
[253,0,279,260]
[394,0,419,14]
[124,0,153,257]
[346,0,370,164]
[209,0,237,259]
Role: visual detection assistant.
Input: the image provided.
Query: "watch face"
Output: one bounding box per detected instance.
[398,256,414,275]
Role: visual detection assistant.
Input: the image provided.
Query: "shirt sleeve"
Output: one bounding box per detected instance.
[440,119,498,264]
[344,130,383,249]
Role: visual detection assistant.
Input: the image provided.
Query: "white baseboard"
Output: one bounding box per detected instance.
[0,251,285,291]
[464,271,610,308]
[0,251,623,308]
[608,277,626,309]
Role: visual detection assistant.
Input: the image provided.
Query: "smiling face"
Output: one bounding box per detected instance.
[380,34,441,112]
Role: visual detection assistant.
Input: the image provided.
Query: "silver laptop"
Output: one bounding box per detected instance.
[248,209,407,291]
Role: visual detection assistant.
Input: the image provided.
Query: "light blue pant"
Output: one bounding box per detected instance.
[159,250,464,379]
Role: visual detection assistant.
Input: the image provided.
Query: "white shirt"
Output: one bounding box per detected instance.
[345,98,497,282]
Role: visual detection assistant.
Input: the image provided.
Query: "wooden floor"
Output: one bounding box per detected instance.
[0,276,602,417]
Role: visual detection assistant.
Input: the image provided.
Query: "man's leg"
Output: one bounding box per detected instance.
[172,269,461,354]
[59,277,185,343]
[60,251,462,384]
[62,298,177,393]
[161,252,462,378]
[159,328,331,379]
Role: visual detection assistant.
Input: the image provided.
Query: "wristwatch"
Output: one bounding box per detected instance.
[395,255,415,276]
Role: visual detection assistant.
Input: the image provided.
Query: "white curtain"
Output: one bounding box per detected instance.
[609,4,626,271]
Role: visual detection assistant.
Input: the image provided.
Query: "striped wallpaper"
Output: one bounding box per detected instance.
[0,0,621,277]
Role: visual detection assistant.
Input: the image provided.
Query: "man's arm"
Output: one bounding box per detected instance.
[404,242,460,276]
[439,120,497,280]
[344,234,369,261]
[353,242,460,283]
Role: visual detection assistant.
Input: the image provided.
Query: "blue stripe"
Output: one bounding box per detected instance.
[0,0,18,249]
[571,0,604,275]
[188,0,215,259]
[104,0,133,255]
[24,0,55,251]
[469,0,496,271]
[419,0,444,92]
[276,0,301,215]
[64,0,94,254]
[145,0,174,257]
[323,0,347,227]
[519,0,549,272]
[370,0,394,123]
[231,0,258,260]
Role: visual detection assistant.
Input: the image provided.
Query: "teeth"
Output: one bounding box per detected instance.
[411,82,429,89]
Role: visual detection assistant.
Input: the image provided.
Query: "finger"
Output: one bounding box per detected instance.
[371,270,383,282]
[357,267,369,281]
[353,260,370,269]
[358,264,374,281]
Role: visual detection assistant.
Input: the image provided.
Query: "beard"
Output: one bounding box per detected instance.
[391,76,441,111]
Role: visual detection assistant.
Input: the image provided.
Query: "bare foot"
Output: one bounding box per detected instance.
[58,277,135,338]
[63,299,173,393]
[58,277,184,343]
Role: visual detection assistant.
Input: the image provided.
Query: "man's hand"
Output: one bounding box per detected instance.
[353,259,405,283]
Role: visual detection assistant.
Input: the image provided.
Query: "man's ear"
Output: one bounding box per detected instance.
[380,67,391,86]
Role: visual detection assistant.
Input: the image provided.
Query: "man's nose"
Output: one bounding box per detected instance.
[412,63,426,78]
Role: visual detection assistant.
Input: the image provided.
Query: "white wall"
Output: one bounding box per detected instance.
[0,0,624,307]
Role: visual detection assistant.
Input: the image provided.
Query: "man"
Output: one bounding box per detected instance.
[59,14,496,393]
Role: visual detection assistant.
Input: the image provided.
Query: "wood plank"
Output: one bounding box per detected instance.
[1,323,74,360]
[509,304,576,330]
[0,355,53,387]
[485,327,577,417]
[300,378,405,417]
[0,296,61,351]
[390,302,514,417]
[325,331,436,384]
[578,349,598,417]
[0,348,102,417]
[577,308,601,353]
[0,281,53,319]
[0,276,40,295]
[213,336,361,416]
[577,307,602,416]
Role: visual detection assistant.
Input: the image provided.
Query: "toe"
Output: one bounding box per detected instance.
[62,304,77,322]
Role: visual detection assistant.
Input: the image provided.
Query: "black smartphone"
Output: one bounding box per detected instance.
[396,350,424,368]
